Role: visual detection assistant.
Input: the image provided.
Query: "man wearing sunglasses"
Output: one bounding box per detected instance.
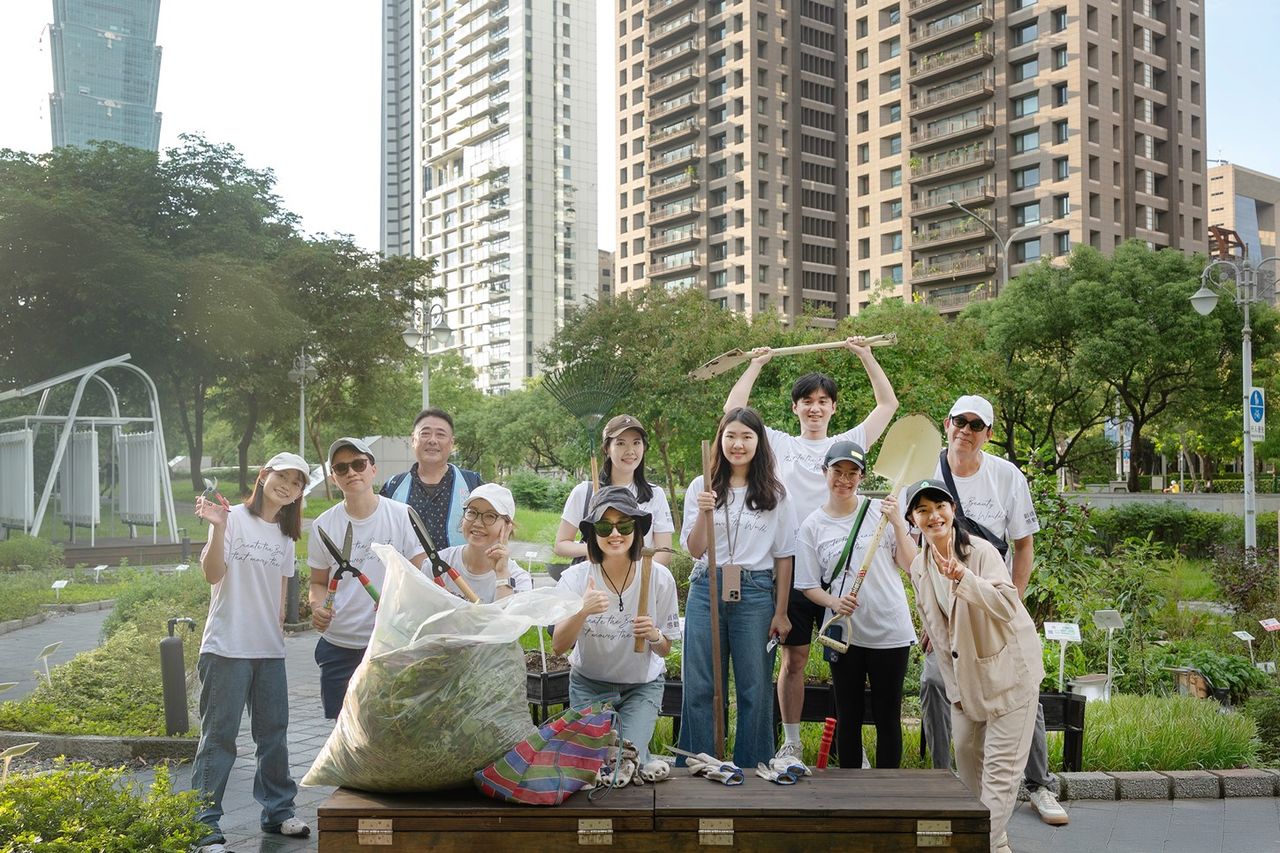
[918,396,1067,830]
[308,437,427,719]
[381,408,484,550]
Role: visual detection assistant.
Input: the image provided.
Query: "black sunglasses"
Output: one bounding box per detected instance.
[950,415,989,433]
[331,458,370,476]
[593,519,637,537]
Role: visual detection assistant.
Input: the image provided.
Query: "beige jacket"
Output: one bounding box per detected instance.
[910,537,1044,721]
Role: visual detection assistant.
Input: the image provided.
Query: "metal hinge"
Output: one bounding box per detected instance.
[916,819,952,847]
[578,818,614,845]
[357,817,393,846]
[699,817,733,846]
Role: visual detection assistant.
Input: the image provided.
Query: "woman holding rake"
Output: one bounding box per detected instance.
[904,479,1043,853]
[794,440,916,769]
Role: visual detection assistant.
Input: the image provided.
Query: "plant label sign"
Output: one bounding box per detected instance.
[1094,609,1125,630]
[1258,661,1277,674]
[1234,630,1257,642]
[1045,622,1081,642]
[1261,619,1280,632]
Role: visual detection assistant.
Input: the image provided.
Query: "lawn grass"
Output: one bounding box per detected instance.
[0,566,143,622]
[1160,556,1219,601]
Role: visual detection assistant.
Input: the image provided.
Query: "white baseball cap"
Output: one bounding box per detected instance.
[465,483,516,520]
[263,452,310,476]
[948,395,994,426]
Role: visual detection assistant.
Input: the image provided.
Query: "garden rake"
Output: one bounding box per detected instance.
[542,361,634,489]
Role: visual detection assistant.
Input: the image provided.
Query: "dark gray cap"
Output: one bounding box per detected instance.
[579,485,653,539]
[903,478,955,517]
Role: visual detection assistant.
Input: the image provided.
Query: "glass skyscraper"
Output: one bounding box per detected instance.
[50,0,163,150]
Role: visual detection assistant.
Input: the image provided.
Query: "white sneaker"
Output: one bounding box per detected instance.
[274,817,311,837]
[1028,786,1069,826]
[773,742,803,762]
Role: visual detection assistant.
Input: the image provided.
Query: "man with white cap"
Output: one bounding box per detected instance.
[918,395,1068,828]
[309,437,426,719]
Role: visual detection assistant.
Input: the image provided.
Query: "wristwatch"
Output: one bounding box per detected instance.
[500,577,516,591]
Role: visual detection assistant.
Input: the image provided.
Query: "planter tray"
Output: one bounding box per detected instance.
[317,770,987,851]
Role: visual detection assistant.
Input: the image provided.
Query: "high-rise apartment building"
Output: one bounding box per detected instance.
[49,0,163,151]
[381,0,598,393]
[1208,163,1280,266]
[855,0,1207,313]
[615,0,850,327]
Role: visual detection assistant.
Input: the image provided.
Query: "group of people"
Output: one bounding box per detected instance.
[190,338,1064,853]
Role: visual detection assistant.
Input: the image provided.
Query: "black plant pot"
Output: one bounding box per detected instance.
[526,669,570,723]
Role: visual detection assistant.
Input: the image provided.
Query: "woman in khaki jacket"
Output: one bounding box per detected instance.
[903,479,1044,853]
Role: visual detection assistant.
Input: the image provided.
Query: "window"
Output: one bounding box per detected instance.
[886,232,903,252]
[1054,232,1071,255]
[1014,238,1042,262]
[857,142,870,164]
[1054,157,1069,181]
[887,166,902,188]
[887,37,901,58]
[1052,45,1068,69]
[885,70,901,92]
[1012,21,1038,45]
[1054,194,1071,217]
[1013,165,1041,189]
[858,237,870,259]
[885,199,903,220]
[888,264,903,284]
[887,134,902,155]
[857,48,868,70]
[1013,201,1041,226]
[859,270,872,291]
[1013,128,1040,153]
[1012,0,1036,8]
[1012,92,1040,117]
[1052,7,1068,31]
[887,103,901,122]
[856,17,868,38]
[1012,57,1039,82]
[1053,82,1069,106]
[1053,119,1069,144]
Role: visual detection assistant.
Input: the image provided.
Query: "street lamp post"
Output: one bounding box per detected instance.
[402,303,454,410]
[1189,256,1278,551]
[947,199,1067,296]
[287,348,318,459]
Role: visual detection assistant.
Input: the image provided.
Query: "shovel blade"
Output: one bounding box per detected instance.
[871,414,943,488]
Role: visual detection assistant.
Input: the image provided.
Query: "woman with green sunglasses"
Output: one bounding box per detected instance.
[553,486,681,777]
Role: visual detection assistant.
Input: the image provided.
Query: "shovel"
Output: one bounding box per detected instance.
[689,333,897,381]
[817,414,941,655]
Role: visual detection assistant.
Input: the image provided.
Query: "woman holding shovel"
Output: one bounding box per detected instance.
[437,484,533,602]
[554,414,675,566]
[680,407,797,768]
[794,440,917,769]
[553,486,681,777]
[904,479,1043,853]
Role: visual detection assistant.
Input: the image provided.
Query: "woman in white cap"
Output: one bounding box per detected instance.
[437,483,532,602]
[191,452,313,852]
[554,414,674,566]
[794,440,916,769]
[553,486,680,774]
[904,478,1044,853]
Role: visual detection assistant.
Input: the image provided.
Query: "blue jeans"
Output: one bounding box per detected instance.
[315,636,366,720]
[191,654,297,842]
[569,669,665,763]
[678,564,778,768]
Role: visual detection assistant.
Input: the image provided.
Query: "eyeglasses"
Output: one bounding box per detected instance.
[593,519,637,537]
[950,415,989,433]
[827,469,863,484]
[463,508,503,526]
[331,458,370,476]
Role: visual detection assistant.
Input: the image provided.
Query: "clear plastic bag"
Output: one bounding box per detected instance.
[302,544,583,792]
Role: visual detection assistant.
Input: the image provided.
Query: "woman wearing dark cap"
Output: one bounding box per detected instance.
[553,486,681,768]
[903,479,1044,853]
[554,414,675,566]
[793,440,917,769]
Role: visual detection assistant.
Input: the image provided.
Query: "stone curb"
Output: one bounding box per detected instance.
[1107,771,1170,799]
[0,613,50,636]
[283,621,314,635]
[1056,770,1280,800]
[0,729,196,763]
[1210,769,1275,797]
[1058,771,1117,800]
[39,599,116,614]
[1161,770,1224,799]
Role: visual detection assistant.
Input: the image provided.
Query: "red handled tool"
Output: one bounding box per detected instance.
[317,523,380,610]
[406,506,481,603]
[817,717,837,769]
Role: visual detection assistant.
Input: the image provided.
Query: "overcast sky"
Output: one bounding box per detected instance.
[0,0,1275,253]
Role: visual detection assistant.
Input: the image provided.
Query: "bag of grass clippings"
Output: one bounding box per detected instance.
[302,544,582,792]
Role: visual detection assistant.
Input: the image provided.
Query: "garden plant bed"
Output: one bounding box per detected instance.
[525,650,571,722]
[0,729,196,763]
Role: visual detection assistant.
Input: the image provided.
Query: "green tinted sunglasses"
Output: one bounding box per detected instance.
[593,519,637,537]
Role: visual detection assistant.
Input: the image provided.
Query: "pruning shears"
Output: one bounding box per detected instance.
[317,522,380,611]
[406,506,481,603]
[197,477,231,525]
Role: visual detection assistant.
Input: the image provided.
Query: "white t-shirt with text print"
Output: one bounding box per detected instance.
[680,478,797,573]
[200,504,296,659]
[933,451,1040,561]
[766,423,869,524]
[437,544,533,603]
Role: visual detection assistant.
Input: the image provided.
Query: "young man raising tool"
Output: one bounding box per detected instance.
[724,336,898,765]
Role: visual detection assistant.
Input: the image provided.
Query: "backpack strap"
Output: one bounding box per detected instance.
[822,496,873,592]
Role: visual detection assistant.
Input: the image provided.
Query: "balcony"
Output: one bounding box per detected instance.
[649,39,699,74]
[650,10,700,47]
[909,36,994,84]
[908,0,973,15]
[477,174,510,199]
[651,226,701,249]
[649,116,700,145]
[912,252,997,283]
[648,91,700,122]
[650,252,702,278]
[909,72,994,118]
[650,63,701,97]
[910,215,992,249]
[649,145,700,174]
[909,142,994,183]
[650,172,699,200]
[924,283,993,312]
[649,199,700,226]
[910,3,994,51]
[910,106,995,150]
[649,0,697,22]
[911,177,995,215]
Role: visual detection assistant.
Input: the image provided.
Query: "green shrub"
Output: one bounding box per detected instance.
[0,567,136,623]
[1088,504,1233,557]
[0,760,205,851]
[1208,545,1279,617]
[0,535,64,572]
[1244,688,1280,767]
[1147,641,1270,704]
[102,569,209,640]
[1082,693,1259,771]
[1026,468,1102,624]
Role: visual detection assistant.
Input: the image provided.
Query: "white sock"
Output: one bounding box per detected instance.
[782,723,801,745]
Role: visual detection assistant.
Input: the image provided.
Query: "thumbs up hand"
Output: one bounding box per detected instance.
[581,576,612,615]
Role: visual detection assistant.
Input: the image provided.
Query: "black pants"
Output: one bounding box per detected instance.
[829,644,910,769]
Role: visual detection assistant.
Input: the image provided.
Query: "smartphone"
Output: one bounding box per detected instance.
[721,563,742,602]
[822,622,844,664]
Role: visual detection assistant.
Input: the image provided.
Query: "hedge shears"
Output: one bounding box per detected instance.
[407,506,481,603]
[318,523,380,610]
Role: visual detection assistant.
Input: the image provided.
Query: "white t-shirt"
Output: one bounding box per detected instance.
[307,496,426,650]
[934,451,1041,555]
[794,500,916,649]
[437,544,533,603]
[766,423,869,524]
[560,480,676,549]
[200,504,295,659]
[557,561,681,684]
[680,477,797,573]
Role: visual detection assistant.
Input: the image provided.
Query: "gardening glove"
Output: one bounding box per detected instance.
[685,753,744,786]
[755,762,798,785]
[637,758,672,783]
[595,739,640,788]
[768,754,811,777]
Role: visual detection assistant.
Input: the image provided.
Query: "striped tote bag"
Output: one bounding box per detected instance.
[474,704,615,805]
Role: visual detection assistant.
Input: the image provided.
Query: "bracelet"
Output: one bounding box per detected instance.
[647,631,662,645]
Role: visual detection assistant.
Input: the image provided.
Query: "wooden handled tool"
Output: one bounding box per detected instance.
[701,440,726,759]
[633,549,654,653]
[689,333,898,381]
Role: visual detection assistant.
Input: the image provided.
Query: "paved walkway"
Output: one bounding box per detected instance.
[0,608,111,700]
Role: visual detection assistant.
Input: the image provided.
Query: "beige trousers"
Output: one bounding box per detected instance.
[952,697,1039,852]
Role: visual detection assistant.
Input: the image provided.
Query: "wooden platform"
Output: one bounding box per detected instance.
[317,769,988,851]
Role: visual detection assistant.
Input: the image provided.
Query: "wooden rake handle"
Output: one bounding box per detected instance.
[633,551,654,653]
